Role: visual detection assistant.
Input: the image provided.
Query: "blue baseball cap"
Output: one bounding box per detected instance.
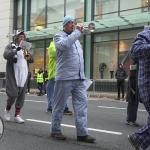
[63,15,74,26]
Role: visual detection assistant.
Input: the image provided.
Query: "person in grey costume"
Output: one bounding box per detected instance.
[50,15,96,143]
[3,30,34,123]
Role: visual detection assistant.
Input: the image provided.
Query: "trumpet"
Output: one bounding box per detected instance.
[22,46,30,60]
[82,22,95,35]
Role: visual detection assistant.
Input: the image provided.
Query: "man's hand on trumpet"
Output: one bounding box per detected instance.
[76,24,84,33]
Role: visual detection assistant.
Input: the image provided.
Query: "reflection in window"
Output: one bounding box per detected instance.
[142,0,149,12]
[66,0,84,23]
[94,0,118,20]
[120,29,142,39]
[31,41,44,78]
[120,0,149,15]
[17,0,23,29]
[47,0,64,27]
[94,32,118,42]
[119,40,134,75]
[30,0,46,31]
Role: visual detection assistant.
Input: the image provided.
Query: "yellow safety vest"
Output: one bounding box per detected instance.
[37,72,44,83]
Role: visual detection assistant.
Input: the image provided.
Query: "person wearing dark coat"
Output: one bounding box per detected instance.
[115,63,128,100]
[126,60,141,127]
[36,68,44,96]
[27,67,31,94]
[127,27,150,150]
[43,68,48,94]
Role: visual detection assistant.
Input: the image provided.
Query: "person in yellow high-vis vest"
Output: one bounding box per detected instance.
[37,68,44,96]
[46,40,73,115]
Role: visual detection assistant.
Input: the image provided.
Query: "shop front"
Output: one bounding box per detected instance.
[5,0,150,93]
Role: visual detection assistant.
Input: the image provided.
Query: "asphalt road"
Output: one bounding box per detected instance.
[0,93,148,150]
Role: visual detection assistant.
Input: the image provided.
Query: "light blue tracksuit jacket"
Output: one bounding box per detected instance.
[51,29,88,136]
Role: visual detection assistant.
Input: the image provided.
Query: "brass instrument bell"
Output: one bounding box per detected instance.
[82,22,95,35]
[22,46,30,60]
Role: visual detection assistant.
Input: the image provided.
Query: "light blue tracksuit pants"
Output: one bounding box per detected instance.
[51,79,88,136]
[46,78,69,110]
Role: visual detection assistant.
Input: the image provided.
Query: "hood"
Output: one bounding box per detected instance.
[38,68,43,74]
[13,30,26,43]
[119,63,123,70]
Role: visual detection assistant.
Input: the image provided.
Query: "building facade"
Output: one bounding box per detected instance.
[0,0,13,78]
[0,0,150,81]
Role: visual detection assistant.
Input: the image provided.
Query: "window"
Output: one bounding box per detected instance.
[120,0,149,15]
[120,0,142,11]
[142,0,149,12]
[17,0,23,29]
[119,29,142,74]
[47,0,64,28]
[30,0,46,31]
[66,0,84,23]
[94,0,118,20]
[119,40,133,75]
[31,41,45,78]
[93,41,118,79]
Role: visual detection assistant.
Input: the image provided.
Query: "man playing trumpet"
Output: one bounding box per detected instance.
[3,30,34,123]
[50,15,96,143]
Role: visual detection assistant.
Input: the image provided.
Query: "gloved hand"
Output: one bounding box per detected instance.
[16,47,21,51]
[13,54,17,63]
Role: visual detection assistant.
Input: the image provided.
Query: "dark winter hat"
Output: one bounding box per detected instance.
[119,63,123,66]
[63,15,74,26]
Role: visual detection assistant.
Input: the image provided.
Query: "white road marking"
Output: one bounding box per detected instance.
[26,119,122,135]
[98,106,126,110]
[25,101,146,112]
[25,100,46,103]
[98,106,146,111]
[138,109,146,112]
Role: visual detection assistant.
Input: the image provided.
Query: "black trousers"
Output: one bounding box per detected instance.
[38,83,43,94]
[44,80,48,94]
[27,79,31,93]
[117,81,124,98]
[126,100,138,122]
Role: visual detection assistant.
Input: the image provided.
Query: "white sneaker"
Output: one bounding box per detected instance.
[4,109,10,121]
[14,115,25,123]
[27,93,29,94]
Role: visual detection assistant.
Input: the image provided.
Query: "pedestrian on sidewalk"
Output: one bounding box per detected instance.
[126,60,141,127]
[3,30,34,123]
[50,15,96,143]
[37,68,44,96]
[128,27,150,150]
[46,39,73,115]
[43,67,48,95]
[115,63,128,100]
[27,67,31,94]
